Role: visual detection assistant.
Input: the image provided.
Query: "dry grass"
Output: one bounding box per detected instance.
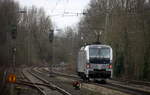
[82,83,131,95]
[56,76,131,95]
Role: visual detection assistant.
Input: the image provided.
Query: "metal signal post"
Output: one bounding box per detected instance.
[11,24,17,73]
[49,29,54,75]
[10,10,26,73]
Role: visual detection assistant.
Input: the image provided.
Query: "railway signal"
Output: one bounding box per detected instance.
[49,29,54,42]
[12,47,17,54]
[7,74,16,83]
[11,25,17,39]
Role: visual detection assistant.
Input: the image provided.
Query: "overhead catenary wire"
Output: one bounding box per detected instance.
[50,12,85,17]
[51,0,62,13]
[50,0,87,17]
[63,0,68,14]
[49,0,142,17]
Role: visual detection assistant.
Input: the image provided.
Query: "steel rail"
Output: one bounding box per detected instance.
[20,70,47,95]
[28,69,72,95]
[37,67,150,95]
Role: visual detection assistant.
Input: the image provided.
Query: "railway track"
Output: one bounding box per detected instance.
[48,67,150,87]
[94,82,150,95]
[28,69,72,95]
[111,78,150,87]
[16,68,72,95]
[31,67,107,95]
[38,66,150,95]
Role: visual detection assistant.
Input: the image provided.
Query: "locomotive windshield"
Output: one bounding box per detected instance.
[89,47,111,64]
[89,47,110,58]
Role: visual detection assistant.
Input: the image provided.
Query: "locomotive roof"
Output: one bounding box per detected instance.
[80,44,111,50]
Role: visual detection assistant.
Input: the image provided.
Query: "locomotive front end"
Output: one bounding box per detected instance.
[86,45,113,79]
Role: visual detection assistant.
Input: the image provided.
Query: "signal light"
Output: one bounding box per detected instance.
[7,74,16,83]
[86,64,90,68]
[12,47,16,53]
[49,29,54,42]
[108,64,112,69]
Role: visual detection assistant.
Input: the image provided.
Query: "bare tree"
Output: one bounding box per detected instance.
[77,0,150,80]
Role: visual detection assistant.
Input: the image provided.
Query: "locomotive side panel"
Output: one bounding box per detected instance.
[77,50,86,73]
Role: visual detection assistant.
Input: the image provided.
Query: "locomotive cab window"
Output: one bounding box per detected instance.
[89,48,110,58]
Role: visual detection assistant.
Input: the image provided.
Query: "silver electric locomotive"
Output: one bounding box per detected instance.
[77,44,113,81]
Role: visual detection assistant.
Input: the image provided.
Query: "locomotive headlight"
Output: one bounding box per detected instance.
[86,64,91,69]
[108,64,112,69]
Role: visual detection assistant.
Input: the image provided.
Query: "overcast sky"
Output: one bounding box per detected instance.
[15,0,90,29]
